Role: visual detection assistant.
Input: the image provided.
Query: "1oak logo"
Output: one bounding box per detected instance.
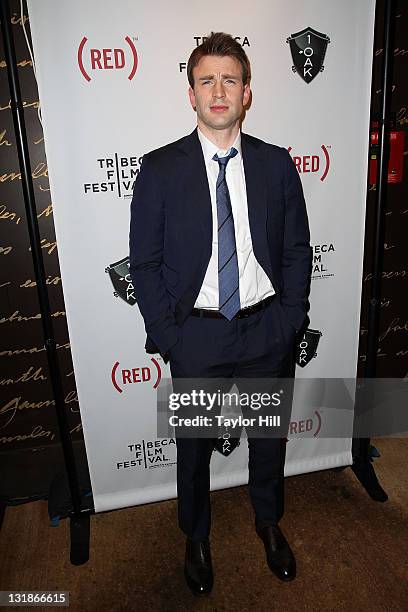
[106,257,137,305]
[77,36,138,82]
[296,329,323,367]
[287,27,330,84]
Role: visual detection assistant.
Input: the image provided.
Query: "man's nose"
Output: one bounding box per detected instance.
[213,80,225,98]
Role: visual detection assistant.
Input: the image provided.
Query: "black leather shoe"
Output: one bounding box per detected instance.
[184,538,213,596]
[257,525,296,581]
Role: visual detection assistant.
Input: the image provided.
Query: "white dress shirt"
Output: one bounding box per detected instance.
[194,128,275,310]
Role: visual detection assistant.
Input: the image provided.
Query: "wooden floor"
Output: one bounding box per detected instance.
[1,437,407,612]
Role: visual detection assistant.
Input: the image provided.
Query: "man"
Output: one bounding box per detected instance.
[129,32,311,596]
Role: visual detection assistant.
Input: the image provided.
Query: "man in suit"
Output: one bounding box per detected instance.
[129,32,311,596]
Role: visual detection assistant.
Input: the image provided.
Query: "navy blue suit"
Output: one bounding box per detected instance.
[130,129,311,357]
[129,128,311,539]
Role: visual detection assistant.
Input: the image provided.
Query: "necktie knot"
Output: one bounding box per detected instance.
[212,147,238,167]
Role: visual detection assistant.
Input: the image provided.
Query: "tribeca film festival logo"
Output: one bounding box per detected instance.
[117,439,176,471]
[311,243,335,280]
[287,145,331,182]
[111,358,162,394]
[77,35,138,82]
[84,155,142,198]
[105,256,136,305]
[179,34,250,73]
[287,27,330,84]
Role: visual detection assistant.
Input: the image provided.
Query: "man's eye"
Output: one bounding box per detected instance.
[225,79,236,84]
[202,80,212,85]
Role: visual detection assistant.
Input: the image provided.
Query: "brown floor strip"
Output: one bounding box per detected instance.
[0,437,407,611]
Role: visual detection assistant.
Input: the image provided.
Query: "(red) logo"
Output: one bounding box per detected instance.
[111,358,161,394]
[288,145,331,181]
[78,36,138,82]
[285,410,322,442]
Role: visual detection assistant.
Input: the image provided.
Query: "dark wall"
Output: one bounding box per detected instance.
[0,0,406,454]
[0,1,80,450]
[358,1,408,378]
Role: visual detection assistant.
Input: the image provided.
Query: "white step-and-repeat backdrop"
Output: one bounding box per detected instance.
[27,0,376,512]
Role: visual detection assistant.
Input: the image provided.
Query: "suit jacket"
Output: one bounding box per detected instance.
[129,128,312,358]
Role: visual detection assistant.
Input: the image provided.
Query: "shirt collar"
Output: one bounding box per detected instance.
[197,127,242,163]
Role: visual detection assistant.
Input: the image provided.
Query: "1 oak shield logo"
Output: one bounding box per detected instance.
[105,256,136,305]
[287,27,330,84]
[296,329,322,367]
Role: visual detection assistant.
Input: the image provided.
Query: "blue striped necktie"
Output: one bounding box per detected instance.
[213,147,240,320]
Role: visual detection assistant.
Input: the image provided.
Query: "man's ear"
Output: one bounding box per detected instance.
[188,86,196,111]
[243,83,251,107]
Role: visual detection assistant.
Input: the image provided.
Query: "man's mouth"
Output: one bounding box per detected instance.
[210,105,228,112]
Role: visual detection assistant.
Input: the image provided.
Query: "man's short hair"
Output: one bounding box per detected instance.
[187,32,251,88]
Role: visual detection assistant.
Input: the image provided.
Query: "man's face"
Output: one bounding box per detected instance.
[188,55,250,134]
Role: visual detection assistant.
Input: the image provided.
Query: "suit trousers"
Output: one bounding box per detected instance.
[169,295,295,541]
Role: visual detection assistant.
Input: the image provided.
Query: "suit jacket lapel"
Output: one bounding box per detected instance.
[178,129,212,259]
[177,129,269,268]
[241,132,269,266]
